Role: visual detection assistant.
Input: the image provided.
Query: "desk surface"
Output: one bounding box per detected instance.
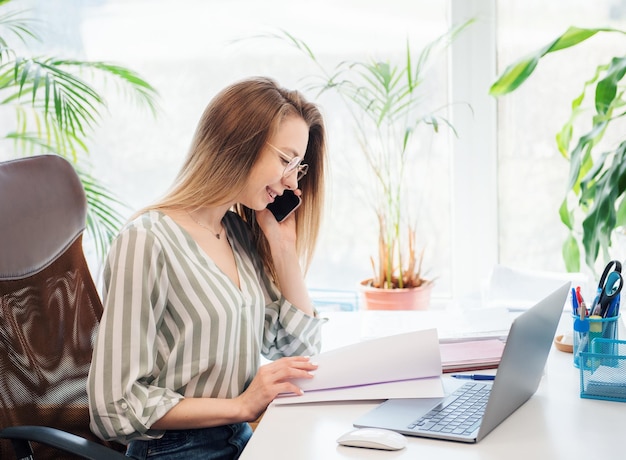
[241,311,626,460]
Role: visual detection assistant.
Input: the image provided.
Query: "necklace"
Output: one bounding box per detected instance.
[187,211,225,239]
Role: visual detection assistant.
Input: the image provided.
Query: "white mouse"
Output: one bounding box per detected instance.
[336,428,407,451]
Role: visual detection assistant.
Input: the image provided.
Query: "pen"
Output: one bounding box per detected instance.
[576,286,587,315]
[451,374,495,381]
[589,287,602,316]
[571,287,578,315]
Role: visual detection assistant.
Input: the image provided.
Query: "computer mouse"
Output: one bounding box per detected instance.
[336,428,407,451]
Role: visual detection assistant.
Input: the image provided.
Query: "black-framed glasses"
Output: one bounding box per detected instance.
[267,143,308,181]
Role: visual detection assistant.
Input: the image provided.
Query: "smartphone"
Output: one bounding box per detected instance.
[267,189,302,222]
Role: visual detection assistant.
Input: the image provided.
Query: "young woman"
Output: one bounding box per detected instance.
[87,76,328,459]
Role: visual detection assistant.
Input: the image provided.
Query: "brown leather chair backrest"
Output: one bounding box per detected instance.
[0,155,123,458]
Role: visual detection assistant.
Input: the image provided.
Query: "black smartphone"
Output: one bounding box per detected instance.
[267,189,302,222]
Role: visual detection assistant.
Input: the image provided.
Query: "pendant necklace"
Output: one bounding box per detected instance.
[187,211,224,240]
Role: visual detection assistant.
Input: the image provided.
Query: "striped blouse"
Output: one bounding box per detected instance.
[87,210,325,444]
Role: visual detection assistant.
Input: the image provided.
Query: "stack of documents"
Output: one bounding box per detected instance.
[274,329,444,405]
[440,339,505,373]
[273,320,507,405]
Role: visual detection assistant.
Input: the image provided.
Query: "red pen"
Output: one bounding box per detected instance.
[576,286,588,315]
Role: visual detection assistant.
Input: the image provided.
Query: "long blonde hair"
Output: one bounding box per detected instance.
[143,76,327,279]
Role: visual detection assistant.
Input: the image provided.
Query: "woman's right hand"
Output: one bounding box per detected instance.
[236,356,317,421]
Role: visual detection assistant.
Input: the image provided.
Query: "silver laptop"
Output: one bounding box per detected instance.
[354,282,570,443]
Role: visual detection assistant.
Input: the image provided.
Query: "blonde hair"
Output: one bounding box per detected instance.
[142,76,327,279]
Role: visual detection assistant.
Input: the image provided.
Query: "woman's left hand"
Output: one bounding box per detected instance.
[256,190,314,315]
[256,191,300,248]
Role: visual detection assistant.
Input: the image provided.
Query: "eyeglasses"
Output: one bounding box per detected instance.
[267,143,308,181]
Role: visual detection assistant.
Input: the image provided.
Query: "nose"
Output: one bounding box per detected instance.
[282,172,298,190]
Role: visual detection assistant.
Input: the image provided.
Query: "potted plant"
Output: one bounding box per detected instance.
[490,26,626,274]
[274,22,471,309]
[0,0,158,259]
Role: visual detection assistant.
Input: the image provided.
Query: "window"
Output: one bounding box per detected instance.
[8,0,454,297]
[5,0,626,303]
[495,0,626,274]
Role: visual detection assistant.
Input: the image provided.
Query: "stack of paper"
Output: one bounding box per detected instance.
[274,328,444,405]
[440,339,505,373]
[273,330,507,405]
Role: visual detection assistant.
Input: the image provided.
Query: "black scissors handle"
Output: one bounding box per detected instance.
[596,260,623,317]
[598,260,622,285]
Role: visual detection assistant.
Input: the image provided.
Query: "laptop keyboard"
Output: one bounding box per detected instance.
[407,382,491,436]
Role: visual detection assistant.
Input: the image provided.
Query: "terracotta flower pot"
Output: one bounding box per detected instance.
[359,280,433,310]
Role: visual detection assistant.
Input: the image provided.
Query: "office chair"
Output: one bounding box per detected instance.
[0,155,126,459]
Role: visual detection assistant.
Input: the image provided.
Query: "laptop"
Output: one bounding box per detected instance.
[354,282,570,443]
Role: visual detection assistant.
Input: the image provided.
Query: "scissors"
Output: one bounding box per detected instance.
[590,260,623,317]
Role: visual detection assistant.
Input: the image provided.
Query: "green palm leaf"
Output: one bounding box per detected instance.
[268,22,472,288]
[0,2,159,261]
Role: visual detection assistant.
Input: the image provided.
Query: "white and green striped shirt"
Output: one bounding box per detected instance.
[87,210,325,444]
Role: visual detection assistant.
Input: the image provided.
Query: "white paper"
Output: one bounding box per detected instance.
[273,377,444,405]
[292,328,441,392]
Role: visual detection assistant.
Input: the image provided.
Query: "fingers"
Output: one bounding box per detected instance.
[254,357,318,394]
[238,357,319,419]
[279,356,318,374]
[255,208,299,251]
[259,356,318,382]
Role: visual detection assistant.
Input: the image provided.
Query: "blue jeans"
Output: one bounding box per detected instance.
[125,423,253,460]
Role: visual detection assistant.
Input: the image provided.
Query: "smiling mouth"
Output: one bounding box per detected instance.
[267,186,278,202]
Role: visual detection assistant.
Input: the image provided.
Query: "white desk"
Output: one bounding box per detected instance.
[241,311,626,460]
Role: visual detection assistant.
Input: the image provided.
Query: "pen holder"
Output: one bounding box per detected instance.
[573,314,620,368]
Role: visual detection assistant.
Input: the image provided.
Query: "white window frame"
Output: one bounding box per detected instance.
[449,0,498,298]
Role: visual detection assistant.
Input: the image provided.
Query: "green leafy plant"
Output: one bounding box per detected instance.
[0,0,159,258]
[490,26,626,273]
[272,22,470,290]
